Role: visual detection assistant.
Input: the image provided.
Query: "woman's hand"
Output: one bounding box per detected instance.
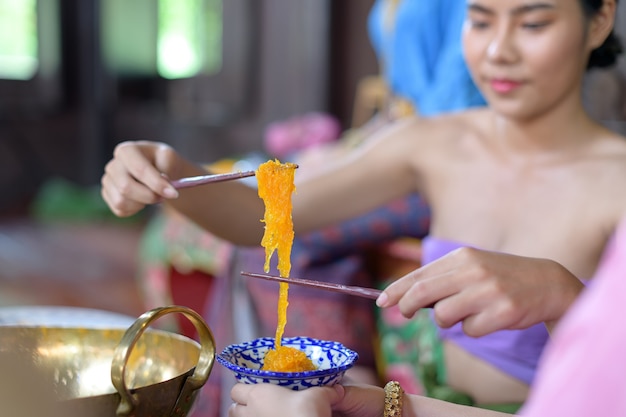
[377,247,585,336]
[229,383,385,417]
[229,383,341,417]
[101,141,189,217]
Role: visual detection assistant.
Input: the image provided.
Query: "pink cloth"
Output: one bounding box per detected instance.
[520,217,626,416]
[264,112,341,158]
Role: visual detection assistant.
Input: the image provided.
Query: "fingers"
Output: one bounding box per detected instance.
[324,384,345,406]
[230,383,255,406]
[378,248,474,315]
[101,141,179,217]
[431,290,476,328]
[395,267,461,316]
[376,268,437,311]
[228,402,241,417]
[228,385,259,417]
[229,384,342,417]
[114,142,178,198]
[101,168,159,217]
[461,310,511,338]
[228,402,254,417]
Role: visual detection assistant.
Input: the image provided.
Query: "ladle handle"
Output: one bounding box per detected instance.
[111,305,216,417]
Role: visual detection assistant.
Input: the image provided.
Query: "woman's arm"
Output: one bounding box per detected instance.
[402,392,512,417]
[292,116,437,233]
[102,116,444,245]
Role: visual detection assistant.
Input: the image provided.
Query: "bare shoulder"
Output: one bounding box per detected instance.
[389,107,489,153]
[587,128,626,234]
[592,128,626,170]
[604,130,626,153]
[599,130,626,200]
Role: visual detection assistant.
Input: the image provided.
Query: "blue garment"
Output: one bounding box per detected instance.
[367,0,486,116]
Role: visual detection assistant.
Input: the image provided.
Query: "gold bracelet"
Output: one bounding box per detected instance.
[384,380,404,417]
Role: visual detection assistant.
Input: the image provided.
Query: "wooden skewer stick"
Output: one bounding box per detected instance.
[241,271,382,300]
[170,171,256,189]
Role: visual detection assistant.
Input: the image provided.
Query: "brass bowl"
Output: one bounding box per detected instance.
[0,305,215,417]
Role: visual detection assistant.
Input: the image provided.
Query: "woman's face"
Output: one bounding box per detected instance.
[462,0,594,121]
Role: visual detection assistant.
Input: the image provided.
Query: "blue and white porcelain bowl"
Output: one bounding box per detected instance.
[217,336,359,390]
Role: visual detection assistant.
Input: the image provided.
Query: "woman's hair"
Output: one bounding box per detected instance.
[580,0,623,69]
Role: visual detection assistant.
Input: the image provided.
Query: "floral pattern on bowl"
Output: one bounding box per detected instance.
[217,336,358,390]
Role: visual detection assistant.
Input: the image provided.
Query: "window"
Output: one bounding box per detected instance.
[158,0,222,79]
[0,0,38,80]
[100,0,252,126]
[101,0,223,79]
[0,0,59,81]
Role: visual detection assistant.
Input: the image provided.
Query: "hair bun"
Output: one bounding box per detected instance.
[588,31,624,69]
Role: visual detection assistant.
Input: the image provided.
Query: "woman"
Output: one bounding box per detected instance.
[102,0,626,409]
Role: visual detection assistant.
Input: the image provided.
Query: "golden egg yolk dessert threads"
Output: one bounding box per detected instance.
[261,345,317,372]
[256,159,297,348]
[256,159,297,279]
[256,160,317,372]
